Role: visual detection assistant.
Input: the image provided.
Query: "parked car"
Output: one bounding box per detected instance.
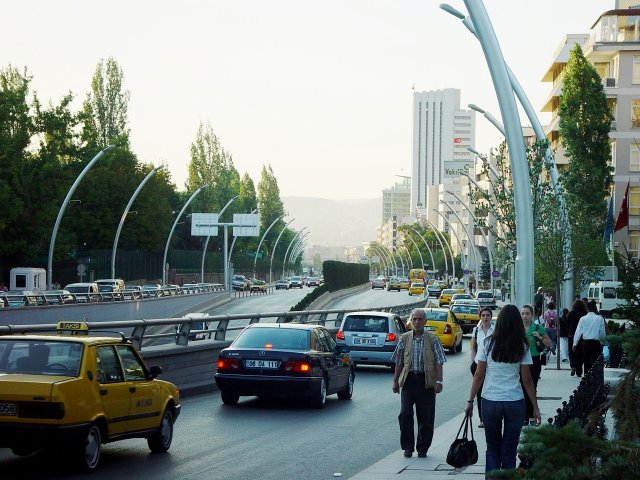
[408,282,425,296]
[371,277,386,290]
[182,283,200,294]
[94,278,125,293]
[1,290,39,307]
[42,289,75,305]
[162,284,183,295]
[64,283,99,303]
[335,311,406,369]
[276,279,290,290]
[141,283,163,297]
[408,307,463,354]
[0,321,181,471]
[215,323,354,408]
[232,275,250,291]
[122,286,143,300]
[289,276,304,289]
[475,290,497,309]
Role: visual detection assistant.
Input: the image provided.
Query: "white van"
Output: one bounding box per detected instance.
[586,281,626,317]
[64,282,99,303]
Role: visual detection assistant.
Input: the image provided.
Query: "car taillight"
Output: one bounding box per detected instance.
[385,332,396,342]
[284,360,312,374]
[336,330,345,340]
[217,357,242,370]
[443,324,452,335]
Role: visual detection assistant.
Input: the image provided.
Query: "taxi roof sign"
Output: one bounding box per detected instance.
[56,321,90,334]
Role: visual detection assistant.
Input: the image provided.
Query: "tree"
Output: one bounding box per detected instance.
[257,164,286,252]
[558,44,613,235]
[82,57,131,149]
[238,173,257,214]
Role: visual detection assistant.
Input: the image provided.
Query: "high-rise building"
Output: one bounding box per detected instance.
[541,0,639,259]
[382,177,411,224]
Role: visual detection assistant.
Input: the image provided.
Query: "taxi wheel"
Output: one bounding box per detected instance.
[337,370,354,400]
[310,376,327,409]
[221,390,240,405]
[148,409,174,453]
[77,423,102,471]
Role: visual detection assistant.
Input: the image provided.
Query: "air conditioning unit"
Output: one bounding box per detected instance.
[604,77,616,88]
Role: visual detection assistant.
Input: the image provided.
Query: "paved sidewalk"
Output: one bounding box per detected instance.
[349,359,578,479]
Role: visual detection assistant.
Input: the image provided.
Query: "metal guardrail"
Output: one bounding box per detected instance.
[0,296,431,350]
[0,283,226,309]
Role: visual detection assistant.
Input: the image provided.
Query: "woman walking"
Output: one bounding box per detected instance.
[567,299,587,377]
[558,308,570,363]
[465,304,541,474]
[469,307,494,428]
[543,301,558,355]
[520,304,551,424]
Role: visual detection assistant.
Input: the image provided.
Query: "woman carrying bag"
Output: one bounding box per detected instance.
[464,304,541,474]
[521,304,551,425]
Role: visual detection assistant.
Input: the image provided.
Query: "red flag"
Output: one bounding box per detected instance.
[454,138,462,144]
[614,181,630,232]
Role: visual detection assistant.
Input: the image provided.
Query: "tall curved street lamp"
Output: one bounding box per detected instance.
[408,227,436,274]
[200,195,239,283]
[253,214,285,278]
[440,1,534,305]
[434,209,468,289]
[162,185,210,285]
[395,247,406,277]
[399,244,413,274]
[446,190,495,293]
[423,218,455,281]
[368,248,388,276]
[401,232,424,272]
[269,218,295,284]
[288,232,309,269]
[371,245,394,277]
[441,199,480,277]
[111,165,161,279]
[48,144,115,289]
[377,245,398,277]
[282,228,307,278]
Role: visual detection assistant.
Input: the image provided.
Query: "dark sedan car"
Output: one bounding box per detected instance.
[215,323,354,408]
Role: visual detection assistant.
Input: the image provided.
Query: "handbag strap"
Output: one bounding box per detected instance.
[459,413,474,441]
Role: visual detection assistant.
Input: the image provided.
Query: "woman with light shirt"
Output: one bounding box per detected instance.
[469,306,494,428]
[464,304,541,474]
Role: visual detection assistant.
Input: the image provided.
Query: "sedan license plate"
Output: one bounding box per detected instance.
[353,337,377,345]
[0,402,17,416]
[245,359,280,369]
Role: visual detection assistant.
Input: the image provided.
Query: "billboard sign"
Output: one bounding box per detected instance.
[232,213,260,237]
[191,213,219,236]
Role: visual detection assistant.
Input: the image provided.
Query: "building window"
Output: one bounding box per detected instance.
[630,232,639,260]
[634,56,640,84]
[632,144,640,172]
[633,100,640,127]
[631,186,640,216]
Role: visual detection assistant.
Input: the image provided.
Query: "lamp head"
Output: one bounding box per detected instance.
[439,3,465,19]
[467,103,485,114]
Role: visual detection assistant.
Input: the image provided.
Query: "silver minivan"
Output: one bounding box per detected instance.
[335,311,407,369]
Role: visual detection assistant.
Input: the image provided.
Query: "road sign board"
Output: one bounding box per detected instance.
[232,213,260,237]
[191,213,219,236]
[463,269,470,275]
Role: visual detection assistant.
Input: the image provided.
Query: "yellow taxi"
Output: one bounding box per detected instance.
[449,302,481,334]
[387,277,402,291]
[0,322,181,471]
[406,308,463,354]
[399,278,411,290]
[408,282,425,296]
[438,288,458,307]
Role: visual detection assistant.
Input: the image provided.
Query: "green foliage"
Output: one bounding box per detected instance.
[290,284,329,312]
[558,44,613,235]
[489,421,640,479]
[257,164,286,253]
[322,260,369,290]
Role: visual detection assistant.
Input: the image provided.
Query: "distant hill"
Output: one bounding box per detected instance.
[282,196,381,247]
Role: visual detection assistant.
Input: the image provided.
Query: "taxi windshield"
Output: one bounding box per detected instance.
[0,339,83,376]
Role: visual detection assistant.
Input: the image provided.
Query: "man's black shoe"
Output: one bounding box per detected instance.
[418,451,427,458]
[403,450,412,458]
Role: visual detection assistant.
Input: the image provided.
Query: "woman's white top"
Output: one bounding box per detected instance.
[475,339,532,401]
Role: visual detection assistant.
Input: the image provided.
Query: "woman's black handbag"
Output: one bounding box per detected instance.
[446,414,479,468]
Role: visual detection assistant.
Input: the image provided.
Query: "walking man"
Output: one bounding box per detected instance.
[572,300,606,375]
[392,308,446,458]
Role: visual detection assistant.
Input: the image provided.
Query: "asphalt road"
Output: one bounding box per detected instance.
[0,288,475,479]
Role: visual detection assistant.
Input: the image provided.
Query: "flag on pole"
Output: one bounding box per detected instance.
[614,181,630,232]
[602,195,614,243]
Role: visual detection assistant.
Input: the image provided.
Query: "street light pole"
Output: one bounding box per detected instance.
[434,209,468,290]
[424,218,455,282]
[112,166,161,279]
[408,227,436,274]
[48,144,115,289]
[253,214,285,278]
[282,228,307,278]
[269,218,295,284]
[402,232,425,272]
[441,199,480,279]
[162,185,209,285]
[201,195,239,283]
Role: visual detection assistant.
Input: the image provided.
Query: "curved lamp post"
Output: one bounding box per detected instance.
[269,218,295,283]
[48,144,115,289]
[434,209,468,289]
[441,1,534,305]
[408,227,436,274]
[112,165,161,279]
[447,190,495,293]
[162,184,210,285]
[377,245,398,277]
[441,199,480,277]
[399,244,413,274]
[253,214,285,278]
[402,232,424,271]
[372,245,394,277]
[289,233,309,268]
[200,195,239,283]
[368,248,388,276]
[424,218,455,281]
[467,147,501,180]
[282,228,307,278]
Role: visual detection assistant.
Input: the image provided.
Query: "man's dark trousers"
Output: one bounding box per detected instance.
[398,373,435,454]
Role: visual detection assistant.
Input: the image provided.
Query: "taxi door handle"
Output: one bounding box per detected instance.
[100,389,108,396]
[129,386,136,393]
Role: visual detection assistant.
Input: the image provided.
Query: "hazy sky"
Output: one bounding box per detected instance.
[2,0,609,200]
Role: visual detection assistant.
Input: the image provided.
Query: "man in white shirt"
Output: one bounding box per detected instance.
[572,300,606,375]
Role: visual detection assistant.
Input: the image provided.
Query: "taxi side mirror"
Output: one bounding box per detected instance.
[149,365,162,378]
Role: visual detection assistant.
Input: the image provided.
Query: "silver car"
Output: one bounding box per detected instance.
[335,311,407,369]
